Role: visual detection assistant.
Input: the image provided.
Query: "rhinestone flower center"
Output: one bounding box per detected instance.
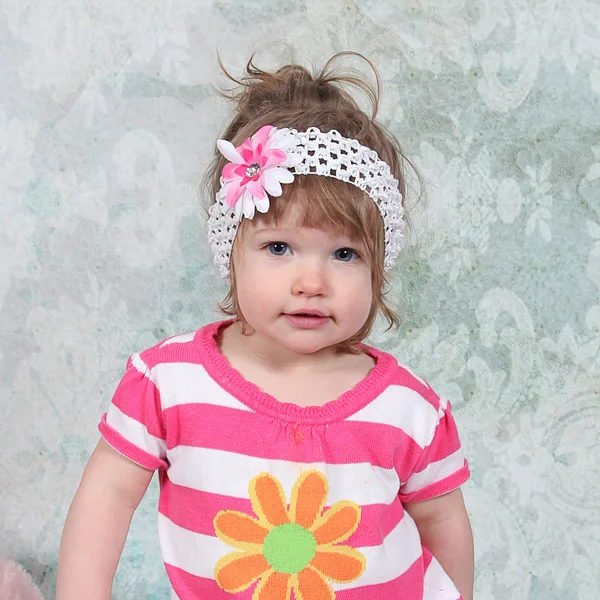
[245,163,260,178]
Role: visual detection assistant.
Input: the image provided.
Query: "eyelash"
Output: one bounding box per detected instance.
[262,243,361,262]
[264,242,291,256]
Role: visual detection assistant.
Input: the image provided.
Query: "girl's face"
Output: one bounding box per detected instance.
[231,208,373,357]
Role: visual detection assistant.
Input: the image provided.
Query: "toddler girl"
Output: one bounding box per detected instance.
[58,53,474,600]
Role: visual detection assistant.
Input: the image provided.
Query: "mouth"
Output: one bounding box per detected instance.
[286,310,328,318]
[283,310,331,329]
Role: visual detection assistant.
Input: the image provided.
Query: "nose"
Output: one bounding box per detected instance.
[291,259,328,297]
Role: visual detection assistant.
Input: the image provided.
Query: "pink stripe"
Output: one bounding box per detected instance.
[166,557,425,600]
[389,367,441,410]
[418,409,462,467]
[422,546,434,571]
[400,401,463,482]
[138,337,203,370]
[158,476,403,548]
[99,416,167,470]
[110,357,166,440]
[164,403,421,471]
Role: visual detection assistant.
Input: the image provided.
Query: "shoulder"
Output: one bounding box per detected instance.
[130,320,224,372]
[368,345,444,411]
[359,347,447,445]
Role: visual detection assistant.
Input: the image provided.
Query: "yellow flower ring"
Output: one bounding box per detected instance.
[214,470,366,600]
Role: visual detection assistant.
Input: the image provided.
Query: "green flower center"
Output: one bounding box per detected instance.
[262,523,317,574]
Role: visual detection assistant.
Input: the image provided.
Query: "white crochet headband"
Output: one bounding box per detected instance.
[207,125,405,278]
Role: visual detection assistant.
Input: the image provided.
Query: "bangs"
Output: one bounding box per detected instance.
[248,175,385,263]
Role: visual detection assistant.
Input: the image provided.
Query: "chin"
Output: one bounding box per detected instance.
[275,333,346,355]
[284,341,331,354]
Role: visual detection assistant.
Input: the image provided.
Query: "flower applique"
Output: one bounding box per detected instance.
[217,125,300,220]
[213,470,365,600]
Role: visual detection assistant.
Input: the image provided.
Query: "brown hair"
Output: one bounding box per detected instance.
[204,52,414,350]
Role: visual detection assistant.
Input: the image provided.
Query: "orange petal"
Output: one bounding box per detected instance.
[253,571,292,600]
[214,510,269,549]
[294,567,335,600]
[310,546,366,583]
[289,470,328,529]
[312,501,361,545]
[214,551,271,593]
[249,473,290,527]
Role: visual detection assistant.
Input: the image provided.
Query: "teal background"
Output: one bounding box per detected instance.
[1,1,599,598]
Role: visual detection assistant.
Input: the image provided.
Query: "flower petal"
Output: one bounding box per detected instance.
[234,195,244,220]
[249,473,290,527]
[253,571,292,600]
[214,510,269,549]
[310,546,366,583]
[214,551,271,593]
[234,164,249,178]
[217,139,243,163]
[271,166,295,184]
[262,170,283,197]
[247,178,267,200]
[225,180,244,208]
[312,501,361,545]
[222,162,241,181]
[241,146,255,164]
[283,150,304,168]
[242,191,256,219]
[216,186,227,203]
[263,148,288,169]
[295,567,335,600]
[253,125,274,149]
[255,196,270,213]
[268,127,295,150]
[289,471,328,529]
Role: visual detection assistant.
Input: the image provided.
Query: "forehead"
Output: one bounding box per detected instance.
[240,206,362,242]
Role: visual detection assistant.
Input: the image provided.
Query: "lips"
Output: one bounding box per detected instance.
[286,309,328,317]
[283,310,331,329]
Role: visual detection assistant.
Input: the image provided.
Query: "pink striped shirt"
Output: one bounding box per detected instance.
[99,320,469,600]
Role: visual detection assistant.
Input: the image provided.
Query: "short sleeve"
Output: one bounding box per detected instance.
[398,396,469,503]
[98,353,168,470]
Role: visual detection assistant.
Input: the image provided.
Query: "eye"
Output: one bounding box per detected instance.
[266,242,291,256]
[333,247,359,262]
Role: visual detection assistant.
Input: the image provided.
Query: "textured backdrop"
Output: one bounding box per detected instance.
[1,1,599,598]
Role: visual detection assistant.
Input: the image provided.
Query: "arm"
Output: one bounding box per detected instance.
[57,438,154,600]
[404,488,474,600]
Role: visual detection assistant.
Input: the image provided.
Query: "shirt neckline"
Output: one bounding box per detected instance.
[195,320,397,425]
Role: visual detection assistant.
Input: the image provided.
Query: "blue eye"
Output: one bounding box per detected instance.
[333,248,358,262]
[267,242,290,256]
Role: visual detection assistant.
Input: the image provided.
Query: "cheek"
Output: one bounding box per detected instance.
[342,271,373,317]
[232,261,275,312]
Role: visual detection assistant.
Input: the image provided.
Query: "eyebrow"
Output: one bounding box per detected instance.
[251,226,292,234]
[251,227,365,246]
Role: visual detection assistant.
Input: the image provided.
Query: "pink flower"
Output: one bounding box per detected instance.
[217,125,297,219]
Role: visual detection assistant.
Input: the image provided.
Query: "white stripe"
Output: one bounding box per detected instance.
[347,385,440,448]
[159,512,231,579]
[150,362,252,412]
[105,404,166,458]
[160,331,196,347]
[167,446,400,507]
[423,554,461,599]
[130,353,156,384]
[158,510,422,588]
[402,448,465,495]
[334,512,422,590]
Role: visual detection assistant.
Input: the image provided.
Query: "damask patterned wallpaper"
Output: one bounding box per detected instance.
[1,1,599,598]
